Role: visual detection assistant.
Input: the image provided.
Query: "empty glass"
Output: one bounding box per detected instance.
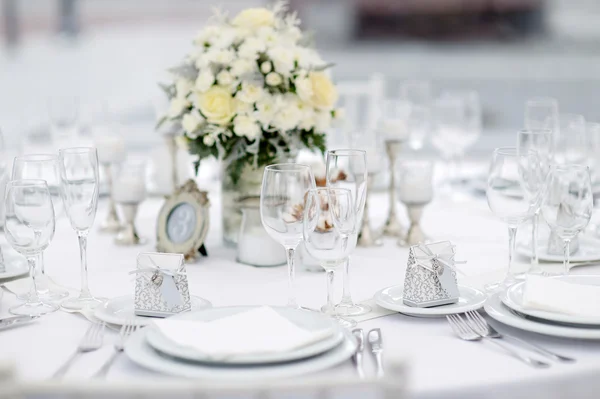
[260,164,316,308]
[4,180,57,316]
[11,154,69,301]
[326,149,370,316]
[486,148,538,292]
[303,188,357,328]
[541,165,593,275]
[556,114,587,165]
[58,147,103,311]
[524,97,559,134]
[516,129,554,273]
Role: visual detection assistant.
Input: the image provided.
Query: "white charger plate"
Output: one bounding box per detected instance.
[485,292,600,340]
[374,285,486,317]
[0,256,28,283]
[146,306,345,365]
[125,327,357,380]
[517,236,600,263]
[501,275,600,326]
[94,295,212,327]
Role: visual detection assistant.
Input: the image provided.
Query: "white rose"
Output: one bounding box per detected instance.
[260,61,272,74]
[268,47,295,76]
[233,115,261,140]
[232,8,275,30]
[237,83,264,104]
[195,86,236,126]
[298,72,338,110]
[230,58,254,77]
[314,110,333,132]
[256,96,277,126]
[195,70,214,93]
[265,72,283,87]
[168,97,189,118]
[217,70,234,87]
[176,79,194,99]
[181,109,204,137]
[203,134,216,147]
[294,77,313,103]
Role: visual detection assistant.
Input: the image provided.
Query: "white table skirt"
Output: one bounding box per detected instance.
[2,185,600,399]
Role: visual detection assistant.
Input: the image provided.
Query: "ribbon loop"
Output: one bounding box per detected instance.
[412,242,466,273]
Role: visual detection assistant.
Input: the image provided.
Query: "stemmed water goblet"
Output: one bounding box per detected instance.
[260,164,316,308]
[113,160,147,245]
[4,180,57,316]
[397,160,434,246]
[11,154,69,301]
[58,147,103,311]
[516,129,553,274]
[94,131,126,233]
[326,149,370,316]
[541,165,593,276]
[303,188,357,328]
[486,148,539,292]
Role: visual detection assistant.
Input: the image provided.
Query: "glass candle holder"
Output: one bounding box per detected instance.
[397,160,434,247]
[94,131,126,233]
[237,203,287,267]
[113,161,147,245]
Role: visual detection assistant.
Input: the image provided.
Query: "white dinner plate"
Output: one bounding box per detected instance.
[485,293,600,340]
[94,295,212,327]
[0,256,29,283]
[374,285,486,317]
[501,275,600,326]
[125,327,357,380]
[146,306,345,365]
[517,235,600,263]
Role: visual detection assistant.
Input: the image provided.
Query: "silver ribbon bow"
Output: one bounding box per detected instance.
[413,243,466,274]
[129,258,185,308]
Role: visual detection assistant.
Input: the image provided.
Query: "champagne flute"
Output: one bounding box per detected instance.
[303,188,357,328]
[541,165,593,275]
[58,147,103,311]
[260,164,315,308]
[4,180,57,316]
[326,149,370,316]
[11,154,69,300]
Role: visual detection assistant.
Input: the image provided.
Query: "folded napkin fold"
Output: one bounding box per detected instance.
[153,306,334,358]
[522,275,600,318]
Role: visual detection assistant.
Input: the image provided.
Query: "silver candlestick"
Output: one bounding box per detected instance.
[402,204,428,247]
[115,203,144,246]
[382,140,405,238]
[99,163,120,232]
[357,174,382,247]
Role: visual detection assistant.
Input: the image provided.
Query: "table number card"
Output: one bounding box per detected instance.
[133,252,191,318]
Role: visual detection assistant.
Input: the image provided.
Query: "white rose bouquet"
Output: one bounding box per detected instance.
[158,1,341,184]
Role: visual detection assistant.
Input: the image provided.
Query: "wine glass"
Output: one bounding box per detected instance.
[516,129,554,274]
[556,114,587,165]
[525,97,559,134]
[486,148,538,292]
[260,164,315,308]
[4,179,57,316]
[541,165,593,275]
[58,147,103,311]
[326,149,370,316]
[11,154,69,301]
[303,188,357,328]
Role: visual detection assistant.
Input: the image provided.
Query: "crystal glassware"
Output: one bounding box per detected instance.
[397,160,434,246]
[524,97,559,134]
[58,147,103,311]
[260,164,316,308]
[556,114,587,165]
[541,164,593,275]
[303,187,357,328]
[11,154,69,301]
[113,160,147,245]
[516,129,553,274]
[486,148,538,292]
[4,180,57,316]
[326,149,370,316]
[94,131,126,233]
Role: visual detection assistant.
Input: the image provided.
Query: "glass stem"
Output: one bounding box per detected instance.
[285,246,298,308]
[563,238,571,276]
[506,226,518,281]
[531,211,540,268]
[27,256,41,304]
[325,269,335,315]
[78,231,92,298]
[388,151,398,220]
[39,252,46,275]
[339,257,354,307]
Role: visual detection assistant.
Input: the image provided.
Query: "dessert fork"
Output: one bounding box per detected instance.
[94,322,138,378]
[53,322,105,378]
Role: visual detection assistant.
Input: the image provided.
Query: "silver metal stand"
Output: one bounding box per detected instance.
[357,174,382,247]
[115,203,144,246]
[382,140,405,238]
[99,163,120,233]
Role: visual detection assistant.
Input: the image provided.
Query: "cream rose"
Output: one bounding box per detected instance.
[196,86,235,126]
[232,8,275,30]
[305,72,338,110]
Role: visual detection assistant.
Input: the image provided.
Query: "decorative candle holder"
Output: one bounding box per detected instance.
[382,139,405,238]
[113,161,147,246]
[397,160,434,247]
[94,132,126,233]
[100,163,121,232]
[357,174,382,247]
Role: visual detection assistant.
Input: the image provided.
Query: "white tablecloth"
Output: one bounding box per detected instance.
[2,186,600,399]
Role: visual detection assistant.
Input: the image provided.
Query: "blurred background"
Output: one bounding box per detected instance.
[1,0,600,157]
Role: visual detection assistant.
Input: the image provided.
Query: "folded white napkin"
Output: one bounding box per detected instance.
[522,275,600,318]
[153,306,334,358]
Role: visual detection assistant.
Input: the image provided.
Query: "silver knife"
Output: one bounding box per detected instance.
[368,328,384,378]
[352,329,365,379]
[0,315,38,331]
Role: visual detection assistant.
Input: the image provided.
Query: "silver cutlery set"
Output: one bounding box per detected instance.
[352,328,384,378]
[52,321,138,379]
[447,311,575,368]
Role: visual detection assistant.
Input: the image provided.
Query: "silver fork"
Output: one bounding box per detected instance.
[446,314,550,369]
[52,322,105,379]
[93,323,138,378]
[465,311,575,363]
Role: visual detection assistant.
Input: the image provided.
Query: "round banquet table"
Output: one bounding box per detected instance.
[1,182,600,399]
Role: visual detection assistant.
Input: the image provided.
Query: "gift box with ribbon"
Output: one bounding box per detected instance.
[403,241,461,308]
[131,252,191,317]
